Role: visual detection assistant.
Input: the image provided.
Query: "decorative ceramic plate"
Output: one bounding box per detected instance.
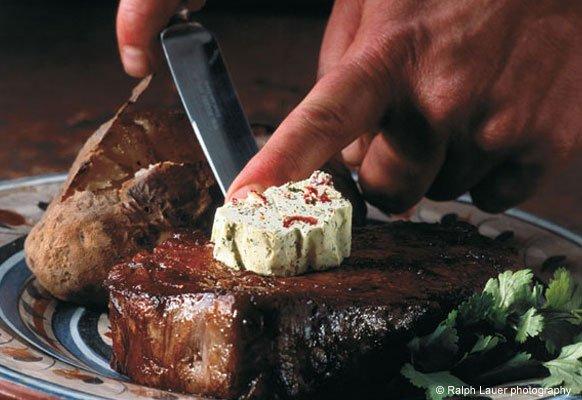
[0,175,580,400]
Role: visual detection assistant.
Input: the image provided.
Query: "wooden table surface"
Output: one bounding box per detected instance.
[1,1,580,233]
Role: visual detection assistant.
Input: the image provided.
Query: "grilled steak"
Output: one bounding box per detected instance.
[107,221,519,399]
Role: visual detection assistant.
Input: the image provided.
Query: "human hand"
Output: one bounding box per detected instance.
[116,0,204,77]
[228,0,582,213]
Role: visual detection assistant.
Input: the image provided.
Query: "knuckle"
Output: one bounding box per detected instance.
[364,21,428,73]
[342,21,429,101]
[271,147,304,176]
[475,111,527,153]
[293,102,347,144]
[351,31,414,95]
[416,73,468,129]
[476,131,505,153]
[261,145,306,182]
[545,128,580,163]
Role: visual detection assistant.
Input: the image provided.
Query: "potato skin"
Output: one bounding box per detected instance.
[25,162,216,305]
[26,191,126,304]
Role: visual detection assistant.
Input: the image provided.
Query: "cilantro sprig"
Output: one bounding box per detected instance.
[401,268,582,399]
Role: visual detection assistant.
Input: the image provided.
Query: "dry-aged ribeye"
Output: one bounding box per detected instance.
[107,221,520,399]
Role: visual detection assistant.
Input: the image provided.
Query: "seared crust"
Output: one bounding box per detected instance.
[107,222,519,399]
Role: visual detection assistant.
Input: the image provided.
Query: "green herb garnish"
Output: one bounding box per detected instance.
[401,268,582,399]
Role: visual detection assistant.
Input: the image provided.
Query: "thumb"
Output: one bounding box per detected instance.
[117,0,181,77]
[116,0,204,77]
[227,57,396,199]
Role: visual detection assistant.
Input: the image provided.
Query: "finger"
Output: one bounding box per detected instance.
[117,0,188,77]
[428,104,528,201]
[318,0,363,78]
[358,116,447,213]
[470,160,543,213]
[227,57,397,200]
[426,142,498,201]
[341,133,374,169]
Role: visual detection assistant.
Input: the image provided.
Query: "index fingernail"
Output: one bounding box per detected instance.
[227,184,265,203]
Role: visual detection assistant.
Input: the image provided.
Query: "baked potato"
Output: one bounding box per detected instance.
[24,77,218,305]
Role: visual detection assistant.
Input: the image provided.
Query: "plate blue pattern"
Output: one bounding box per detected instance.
[0,174,580,400]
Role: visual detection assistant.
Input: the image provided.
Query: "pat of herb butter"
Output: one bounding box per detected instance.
[211,171,352,276]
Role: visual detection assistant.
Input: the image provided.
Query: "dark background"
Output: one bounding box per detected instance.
[0,0,580,232]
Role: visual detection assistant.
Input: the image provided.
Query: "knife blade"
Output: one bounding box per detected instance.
[161,22,258,196]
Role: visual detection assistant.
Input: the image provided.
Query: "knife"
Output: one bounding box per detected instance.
[161,22,258,196]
